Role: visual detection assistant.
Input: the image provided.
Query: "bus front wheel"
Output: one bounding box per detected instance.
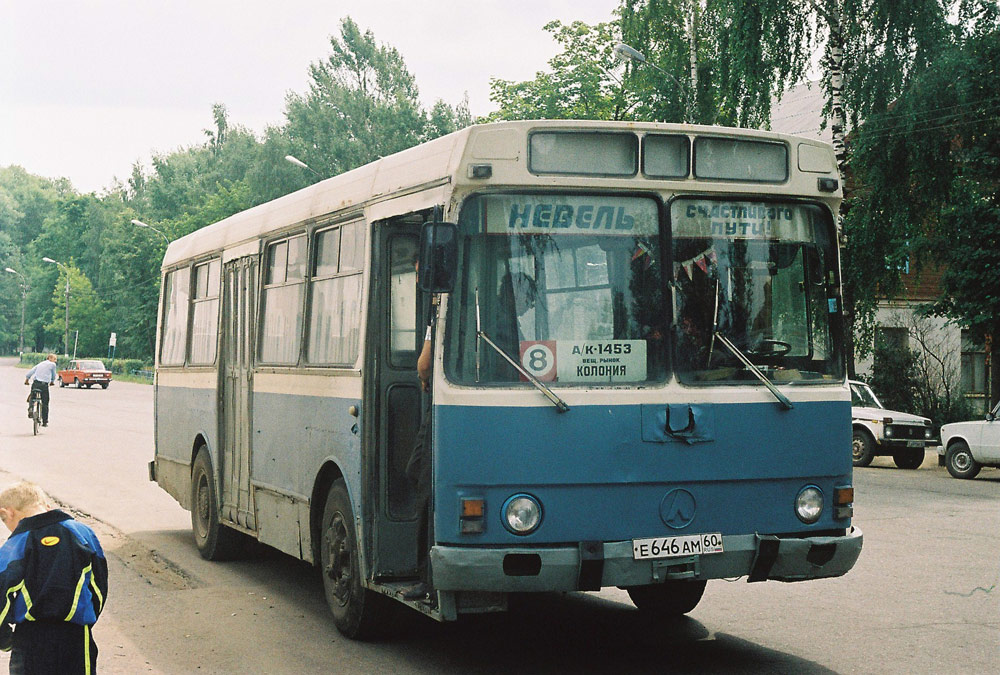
[191,447,243,560]
[626,579,707,617]
[320,479,391,639]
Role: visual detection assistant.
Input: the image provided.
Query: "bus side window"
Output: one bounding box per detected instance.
[307,222,364,365]
[260,235,306,364]
[387,233,421,520]
[389,236,420,368]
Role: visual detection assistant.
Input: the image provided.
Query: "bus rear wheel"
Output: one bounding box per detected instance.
[320,479,391,639]
[626,579,707,617]
[191,446,243,560]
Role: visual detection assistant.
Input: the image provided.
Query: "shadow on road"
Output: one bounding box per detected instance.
[118,528,836,674]
[384,592,836,674]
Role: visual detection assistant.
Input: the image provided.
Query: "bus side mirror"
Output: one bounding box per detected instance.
[418,222,458,293]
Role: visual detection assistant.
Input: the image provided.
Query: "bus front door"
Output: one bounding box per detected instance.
[220,256,257,531]
[367,223,424,577]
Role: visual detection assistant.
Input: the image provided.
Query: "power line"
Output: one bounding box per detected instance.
[856,109,999,143]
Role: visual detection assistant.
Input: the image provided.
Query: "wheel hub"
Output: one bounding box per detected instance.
[196,477,210,533]
[852,438,864,460]
[324,513,352,602]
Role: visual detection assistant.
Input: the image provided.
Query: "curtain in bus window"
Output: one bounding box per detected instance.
[287,236,307,281]
[307,274,362,364]
[189,301,219,364]
[260,285,303,363]
[189,260,220,365]
[160,268,189,365]
[339,221,365,271]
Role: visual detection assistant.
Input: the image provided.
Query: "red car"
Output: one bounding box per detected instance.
[58,359,113,389]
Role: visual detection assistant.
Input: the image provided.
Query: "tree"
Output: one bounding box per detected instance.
[847,11,1000,403]
[426,95,473,138]
[0,231,23,352]
[619,0,812,127]
[284,17,449,178]
[45,262,109,357]
[867,336,919,414]
[487,21,629,121]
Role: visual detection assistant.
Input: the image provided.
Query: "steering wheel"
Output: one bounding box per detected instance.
[748,339,792,357]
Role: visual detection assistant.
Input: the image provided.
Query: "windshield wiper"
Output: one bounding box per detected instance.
[713,332,793,411]
[475,288,569,413]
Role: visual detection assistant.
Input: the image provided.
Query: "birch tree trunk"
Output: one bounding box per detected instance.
[687,0,699,123]
[822,0,848,184]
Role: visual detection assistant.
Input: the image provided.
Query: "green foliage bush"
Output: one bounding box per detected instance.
[866,342,919,414]
[19,352,152,377]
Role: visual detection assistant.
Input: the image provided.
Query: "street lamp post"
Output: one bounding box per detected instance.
[130,219,170,245]
[4,267,28,353]
[614,42,691,123]
[285,155,322,178]
[42,257,70,356]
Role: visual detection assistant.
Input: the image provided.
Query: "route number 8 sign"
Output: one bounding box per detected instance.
[519,341,557,381]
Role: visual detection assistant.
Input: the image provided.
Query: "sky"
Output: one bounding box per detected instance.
[0,1,619,194]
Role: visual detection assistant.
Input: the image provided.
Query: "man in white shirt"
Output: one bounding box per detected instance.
[24,354,58,426]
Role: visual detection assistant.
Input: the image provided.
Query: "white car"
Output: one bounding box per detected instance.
[850,380,936,469]
[938,400,1000,479]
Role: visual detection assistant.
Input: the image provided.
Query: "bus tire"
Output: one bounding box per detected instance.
[945,441,981,480]
[852,429,875,467]
[191,446,243,560]
[892,448,924,469]
[321,478,391,640]
[626,579,707,617]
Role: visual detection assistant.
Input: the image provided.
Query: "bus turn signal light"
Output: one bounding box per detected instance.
[834,486,854,520]
[461,498,485,534]
[834,487,854,505]
[462,498,484,517]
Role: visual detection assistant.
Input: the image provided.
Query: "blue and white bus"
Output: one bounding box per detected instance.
[150,120,862,638]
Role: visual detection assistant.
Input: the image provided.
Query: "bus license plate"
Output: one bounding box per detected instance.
[632,533,724,560]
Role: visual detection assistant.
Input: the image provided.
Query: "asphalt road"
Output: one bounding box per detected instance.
[0,356,997,674]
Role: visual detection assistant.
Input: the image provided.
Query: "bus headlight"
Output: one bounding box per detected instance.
[502,494,542,535]
[795,486,824,524]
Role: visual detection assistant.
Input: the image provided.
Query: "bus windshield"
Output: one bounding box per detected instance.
[671,199,843,384]
[445,193,667,385]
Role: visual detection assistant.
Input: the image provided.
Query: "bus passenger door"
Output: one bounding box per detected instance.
[220,256,257,531]
[367,221,424,576]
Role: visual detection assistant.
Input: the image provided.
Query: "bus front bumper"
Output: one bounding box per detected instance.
[430,527,863,592]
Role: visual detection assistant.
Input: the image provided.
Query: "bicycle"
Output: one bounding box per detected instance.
[28,388,43,436]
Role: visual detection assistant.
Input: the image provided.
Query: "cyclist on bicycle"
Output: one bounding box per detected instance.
[24,354,58,427]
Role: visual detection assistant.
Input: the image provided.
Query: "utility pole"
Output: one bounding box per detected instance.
[64,276,70,356]
[4,267,28,353]
[43,257,71,356]
[614,42,691,123]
